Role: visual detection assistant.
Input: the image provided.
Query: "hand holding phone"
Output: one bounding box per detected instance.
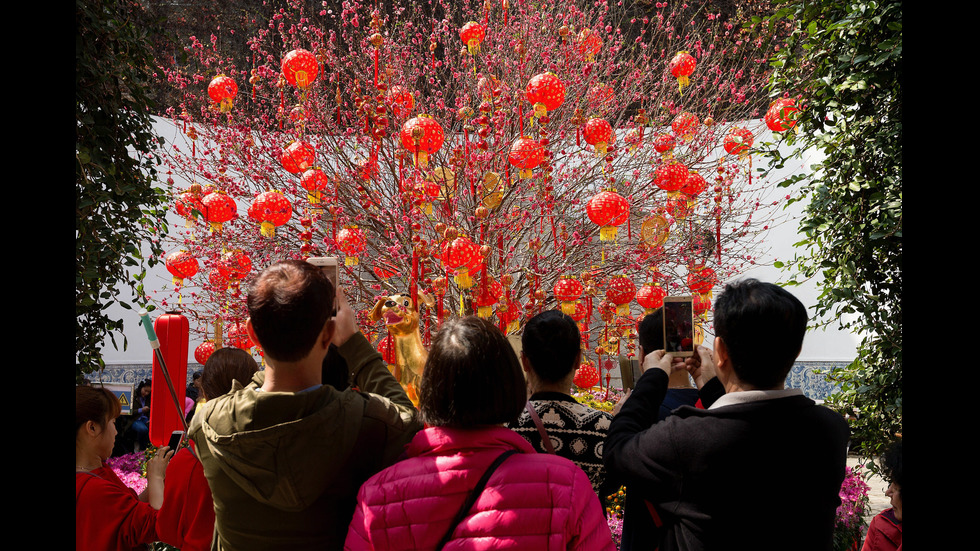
[167,430,185,451]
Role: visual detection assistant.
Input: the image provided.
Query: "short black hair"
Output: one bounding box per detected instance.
[637,308,664,354]
[246,259,335,362]
[881,439,903,490]
[521,310,580,383]
[419,316,526,428]
[713,279,807,388]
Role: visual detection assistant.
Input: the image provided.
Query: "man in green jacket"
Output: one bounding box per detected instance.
[189,259,422,550]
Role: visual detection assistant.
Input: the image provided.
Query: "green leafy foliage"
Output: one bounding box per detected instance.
[756,0,901,459]
[76,0,169,377]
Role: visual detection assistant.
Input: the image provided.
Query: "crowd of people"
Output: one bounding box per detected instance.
[76,260,902,550]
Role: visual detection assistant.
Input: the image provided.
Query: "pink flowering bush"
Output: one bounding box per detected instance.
[105,452,150,495]
[833,466,870,551]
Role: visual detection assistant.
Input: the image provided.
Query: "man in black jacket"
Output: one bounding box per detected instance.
[604,279,849,551]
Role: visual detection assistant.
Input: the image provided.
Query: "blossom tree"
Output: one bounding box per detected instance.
[155,0,792,381]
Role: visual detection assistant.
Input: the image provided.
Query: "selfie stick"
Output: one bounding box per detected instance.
[139,310,189,433]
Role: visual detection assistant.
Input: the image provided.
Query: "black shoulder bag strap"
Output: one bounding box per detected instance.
[525,401,556,454]
[435,449,519,551]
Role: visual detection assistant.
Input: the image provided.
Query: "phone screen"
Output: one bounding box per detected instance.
[663,297,695,356]
[168,431,184,451]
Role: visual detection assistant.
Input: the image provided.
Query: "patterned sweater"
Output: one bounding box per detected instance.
[510,391,614,496]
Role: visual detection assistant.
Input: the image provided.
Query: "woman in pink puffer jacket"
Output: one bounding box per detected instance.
[344,317,616,551]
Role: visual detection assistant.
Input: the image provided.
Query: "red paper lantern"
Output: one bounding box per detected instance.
[693,293,712,316]
[583,118,614,156]
[386,85,415,118]
[165,250,199,287]
[208,268,229,291]
[508,136,545,178]
[653,133,676,154]
[681,171,708,197]
[669,51,697,92]
[150,312,188,447]
[300,168,330,203]
[400,115,445,168]
[605,275,636,316]
[577,28,603,60]
[459,21,486,55]
[525,72,565,118]
[765,98,799,132]
[553,276,584,315]
[194,341,215,365]
[724,127,754,156]
[654,162,689,193]
[637,283,668,314]
[208,75,238,112]
[688,267,717,294]
[441,235,481,289]
[175,187,204,225]
[586,189,629,241]
[586,83,615,114]
[472,276,503,318]
[217,249,252,284]
[672,111,700,140]
[201,191,237,232]
[281,141,316,174]
[281,48,319,88]
[248,190,292,237]
[336,226,367,266]
[226,321,254,350]
[573,362,600,389]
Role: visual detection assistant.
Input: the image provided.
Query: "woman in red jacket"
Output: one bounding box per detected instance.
[345,316,615,551]
[75,385,173,551]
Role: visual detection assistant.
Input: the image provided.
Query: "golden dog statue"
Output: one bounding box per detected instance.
[370,292,434,406]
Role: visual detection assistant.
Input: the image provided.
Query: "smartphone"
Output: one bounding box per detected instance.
[307,256,339,289]
[663,295,695,357]
[167,430,184,451]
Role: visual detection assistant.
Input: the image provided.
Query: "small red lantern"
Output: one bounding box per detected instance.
[201,191,237,233]
[525,72,565,119]
[672,111,700,141]
[693,293,712,316]
[300,168,330,204]
[654,162,689,193]
[281,48,319,88]
[577,28,603,61]
[165,250,199,287]
[217,249,252,284]
[459,21,486,55]
[441,235,481,289]
[573,362,600,389]
[248,190,292,237]
[194,341,216,365]
[669,51,697,93]
[637,283,668,314]
[226,321,254,350]
[724,127,754,156]
[586,189,630,241]
[605,275,636,316]
[583,118,614,156]
[653,133,676,154]
[208,75,238,112]
[765,98,799,132]
[336,226,367,266]
[400,115,445,168]
[175,187,204,227]
[497,297,521,334]
[508,136,545,179]
[688,266,717,294]
[386,85,415,118]
[472,276,503,318]
[208,268,229,292]
[681,171,708,197]
[281,141,316,174]
[553,276,584,315]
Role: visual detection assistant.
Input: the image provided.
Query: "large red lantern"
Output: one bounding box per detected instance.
[586,189,630,241]
[248,190,292,237]
[281,48,319,88]
[508,136,545,179]
[336,226,367,266]
[150,312,188,447]
[765,98,799,132]
[574,362,600,389]
[583,118,614,156]
[472,276,503,318]
[605,275,637,316]
[724,127,754,156]
[553,275,584,315]
[681,171,708,197]
[207,75,238,112]
[654,162,689,193]
[669,51,697,93]
[165,250,199,287]
[441,235,481,289]
[688,266,717,294]
[525,73,565,119]
[386,85,415,118]
[201,191,237,233]
[637,283,668,314]
[672,111,700,141]
[300,168,330,204]
[281,141,316,174]
[400,115,445,168]
[459,21,486,55]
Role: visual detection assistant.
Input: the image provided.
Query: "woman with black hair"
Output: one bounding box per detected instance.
[862,439,902,550]
[129,379,152,451]
[345,316,614,550]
